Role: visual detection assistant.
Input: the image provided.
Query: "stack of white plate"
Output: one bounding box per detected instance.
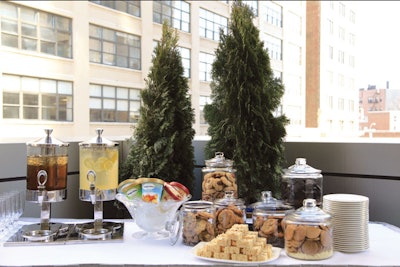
[322,193,369,253]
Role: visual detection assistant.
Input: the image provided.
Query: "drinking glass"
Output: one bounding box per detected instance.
[3,193,14,230]
[14,191,25,228]
[0,197,6,238]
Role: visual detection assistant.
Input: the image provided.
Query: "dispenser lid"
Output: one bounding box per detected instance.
[283,158,322,178]
[79,128,118,147]
[27,129,69,147]
[205,152,233,168]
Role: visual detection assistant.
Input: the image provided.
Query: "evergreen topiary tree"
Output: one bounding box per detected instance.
[204,1,289,204]
[120,21,196,193]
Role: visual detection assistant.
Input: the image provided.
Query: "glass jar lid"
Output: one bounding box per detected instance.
[251,191,293,213]
[214,191,244,207]
[205,152,233,168]
[283,158,322,178]
[79,128,118,147]
[27,129,69,147]
[285,198,330,223]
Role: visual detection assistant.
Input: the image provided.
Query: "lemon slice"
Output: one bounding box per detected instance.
[83,158,95,169]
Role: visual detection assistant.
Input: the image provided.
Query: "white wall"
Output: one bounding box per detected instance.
[1,140,399,227]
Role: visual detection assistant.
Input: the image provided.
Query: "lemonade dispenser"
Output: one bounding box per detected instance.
[79,128,118,238]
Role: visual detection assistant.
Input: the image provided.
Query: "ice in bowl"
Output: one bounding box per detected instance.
[116,178,191,245]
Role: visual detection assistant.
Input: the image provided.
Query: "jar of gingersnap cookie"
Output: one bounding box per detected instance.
[202,152,237,202]
[213,191,246,235]
[181,200,215,246]
[283,198,333,260]
[282,158,323,209]
[251,191,294,248]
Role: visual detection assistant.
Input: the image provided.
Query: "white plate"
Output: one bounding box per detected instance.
[323,194,369,203]
[191,242,281,265]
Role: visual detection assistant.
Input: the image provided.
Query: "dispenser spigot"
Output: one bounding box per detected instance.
[37,170,48,204]
[87,170,97,204]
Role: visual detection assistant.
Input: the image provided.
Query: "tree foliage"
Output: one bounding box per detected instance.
[120,21,196,193]
[204,1,289,204]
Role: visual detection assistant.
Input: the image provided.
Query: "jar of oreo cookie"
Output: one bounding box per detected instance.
[181,200,215,246]
[250,191,294,248]
[201,152,237,202]
[283,198,333,260]
[281,158,323,209]
[213,191,246,235]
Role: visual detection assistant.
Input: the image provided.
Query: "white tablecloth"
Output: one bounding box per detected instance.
[0,219,399,266]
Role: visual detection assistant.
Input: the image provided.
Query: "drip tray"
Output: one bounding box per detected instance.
[4,221,124,246]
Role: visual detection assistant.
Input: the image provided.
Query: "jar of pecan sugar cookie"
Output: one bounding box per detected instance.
[251,191,294,248]
[213,191,246,235]
[283,198,333,260]
[202,152,237,202]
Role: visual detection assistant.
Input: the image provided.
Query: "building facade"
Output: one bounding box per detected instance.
[359,87,400,135]
[1,1,356,141]
[306,1,358,137]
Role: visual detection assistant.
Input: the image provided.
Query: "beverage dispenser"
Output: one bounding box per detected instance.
[25,129,69,240]
[79,128,119,239]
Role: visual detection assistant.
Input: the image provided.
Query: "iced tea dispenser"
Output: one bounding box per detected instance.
[25,128,69,240]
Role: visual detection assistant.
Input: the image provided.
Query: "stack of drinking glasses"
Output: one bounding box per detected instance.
[0,190,25,241]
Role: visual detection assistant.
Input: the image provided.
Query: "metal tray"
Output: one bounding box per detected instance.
[3,221,124,246]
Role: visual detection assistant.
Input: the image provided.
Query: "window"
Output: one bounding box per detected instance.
[338,74,345,87]
[90,0,140,17]
[199,95,212,124]
[265,1,282,27]
[285,74,302,96]
[288,43,302,66]
[286,105,302,126]
[0,1,72,58]
[199,52,214,82]
[152,41,191,79]
[179,46,191,78]
[287,12,302,36]
[349,33,355,46]
[339,26,345,41]
[89,24,141,69]
[328,96,334,109]
[349,55,355,68]
[89,84,141,123]
[339,2,346,17]
[153,0,190,32]
[263,35,282,61]
[242,1,258,16]
[338,98,345,111]
[329,45,334,60]
[349,10,356,24]
[338,50,345,64]
[199,8,228,42]
[328,19,334,35]
[2,74,73,121]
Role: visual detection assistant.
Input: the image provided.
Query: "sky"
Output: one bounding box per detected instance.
[354,1,400,90]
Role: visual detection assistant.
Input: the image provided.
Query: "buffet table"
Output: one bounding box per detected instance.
[0,219,399,266]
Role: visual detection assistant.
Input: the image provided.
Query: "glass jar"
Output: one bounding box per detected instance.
[26,129,69,202]
[79,128,119,202]
[281,158,323,209]
[251,191,294,248]
[201,152,237,202]
[181,200,215,246]
[283,198,333,260]
[214,191,246,235]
